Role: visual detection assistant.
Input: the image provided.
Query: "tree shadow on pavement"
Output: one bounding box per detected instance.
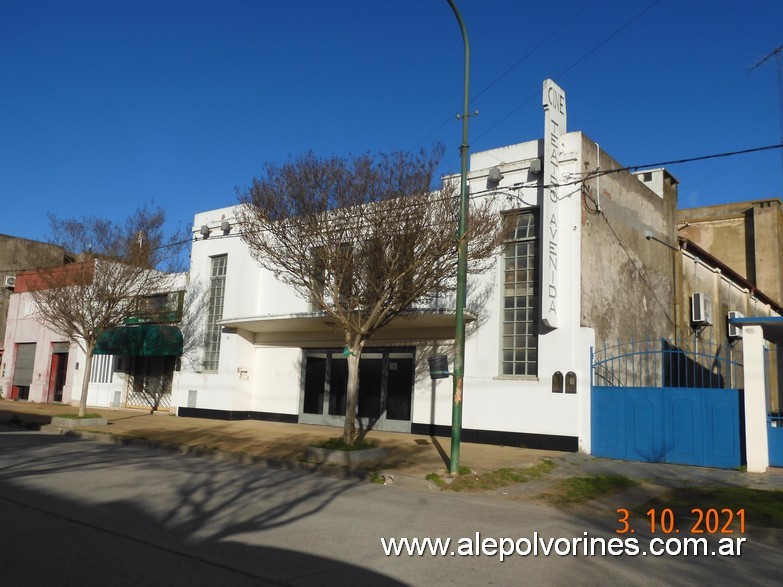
[0,429,405,585]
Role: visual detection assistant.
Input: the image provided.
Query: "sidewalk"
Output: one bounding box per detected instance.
[2,400,783,495]
[0,400,563,485]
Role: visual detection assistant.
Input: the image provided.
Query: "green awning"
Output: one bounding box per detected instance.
[95,325,183,356]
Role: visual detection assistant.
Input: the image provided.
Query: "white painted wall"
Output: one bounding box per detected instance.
[741,325,770,473]
[252,347,302,415]
[410,134,593,440]
[176,135,597,447]
[0,290,117,408]
[174,207,310,414]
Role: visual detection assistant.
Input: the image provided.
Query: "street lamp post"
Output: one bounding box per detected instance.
[445,0,470,476]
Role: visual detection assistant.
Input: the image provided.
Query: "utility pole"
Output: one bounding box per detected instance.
[750,45,783,186]
[445,0,470,476]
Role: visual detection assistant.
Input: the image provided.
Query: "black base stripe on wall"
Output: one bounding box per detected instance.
[177,407,298,423]
[177,408,577,451]
[410,424,578,452]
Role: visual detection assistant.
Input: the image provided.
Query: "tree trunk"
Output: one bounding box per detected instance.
[342,348,361,445]
[79,343,95,418]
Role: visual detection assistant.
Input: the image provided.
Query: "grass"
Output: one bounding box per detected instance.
[55,413,104,419]
[426,472,447,489]
[540,475,639,507]
[427,459,557,492]
[636,486,783,529]
[312,436,377,451]
[368,472,386,484]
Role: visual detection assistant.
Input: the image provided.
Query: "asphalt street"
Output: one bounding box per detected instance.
[1,429,779,586]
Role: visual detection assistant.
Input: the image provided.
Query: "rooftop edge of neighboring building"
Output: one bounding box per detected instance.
[0,233,66,250]
[678,198,782,221]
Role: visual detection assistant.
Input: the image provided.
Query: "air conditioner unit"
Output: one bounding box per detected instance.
[727,311,744,338]
[3,275,15,289]
[691,292,712,325]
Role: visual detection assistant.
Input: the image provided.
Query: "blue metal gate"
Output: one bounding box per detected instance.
[766,346,783,467]
[592,338,743,469]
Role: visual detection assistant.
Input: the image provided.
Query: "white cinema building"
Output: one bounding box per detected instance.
[170,80,694,453]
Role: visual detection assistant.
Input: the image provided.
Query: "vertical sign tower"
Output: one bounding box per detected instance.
[542,79,566,328]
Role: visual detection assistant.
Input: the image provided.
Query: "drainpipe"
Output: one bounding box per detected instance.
[595,143,601,212]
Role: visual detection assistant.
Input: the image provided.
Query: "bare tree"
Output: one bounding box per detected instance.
[237,146,502,444]
[124,355,176,415]
[27,206,186,417]
[123,284,205,414]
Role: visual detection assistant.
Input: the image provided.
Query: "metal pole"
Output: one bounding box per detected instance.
[446,0,470,476]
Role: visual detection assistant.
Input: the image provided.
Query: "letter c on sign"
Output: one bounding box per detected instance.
[547,87,558,107]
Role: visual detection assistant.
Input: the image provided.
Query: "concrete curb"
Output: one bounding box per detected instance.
[40,425,448,490]
[305,446,389,467]
[374,470,441,492]
[41,426,375,482]
[50,417,108,428]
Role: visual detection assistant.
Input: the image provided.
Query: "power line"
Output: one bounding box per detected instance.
[469,0,662,153]
[749,45,783,188]
[579,142,783,184]
[464,143,783,196]
[159,141,783,257]
[472,0,598,105]
[408,0,598,154]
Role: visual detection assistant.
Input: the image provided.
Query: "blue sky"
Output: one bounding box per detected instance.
[1,0,782,244]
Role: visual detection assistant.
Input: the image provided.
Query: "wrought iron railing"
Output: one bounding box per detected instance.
[592,337,743,389]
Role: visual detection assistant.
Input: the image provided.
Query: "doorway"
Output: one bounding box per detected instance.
[300,348,414,433]
[125,355,176,412]
[47,350,69,403]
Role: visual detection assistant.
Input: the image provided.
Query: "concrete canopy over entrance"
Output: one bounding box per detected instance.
[219,310,474,346]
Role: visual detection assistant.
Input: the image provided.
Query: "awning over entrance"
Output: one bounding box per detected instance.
[219,310,475,346]
[95,325,184,356]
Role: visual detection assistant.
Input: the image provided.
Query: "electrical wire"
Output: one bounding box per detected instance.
[407,0,598,154]
[468,0,662,153]
[144,141,783,255]
[468,142,783,194]
[578,142,783,184]
[594,202,676,328]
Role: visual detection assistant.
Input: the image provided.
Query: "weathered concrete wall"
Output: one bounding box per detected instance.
[679,246,780,342]
[679,215,749,278]
[753,201,783,303]
[579,134,678,344]
[678,200,783,306]
[0,235,68,352]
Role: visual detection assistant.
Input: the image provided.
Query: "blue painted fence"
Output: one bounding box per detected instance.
[592,338,743,469]
[766,347,783,467]
[592,386,741,468]
[769,423,783,467]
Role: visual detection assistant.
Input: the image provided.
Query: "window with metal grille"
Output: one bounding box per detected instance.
[90,354,115,383]
[203,255,227,371]
[501,211,538,376]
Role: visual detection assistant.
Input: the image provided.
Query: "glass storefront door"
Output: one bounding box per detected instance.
[300,348,414,433]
